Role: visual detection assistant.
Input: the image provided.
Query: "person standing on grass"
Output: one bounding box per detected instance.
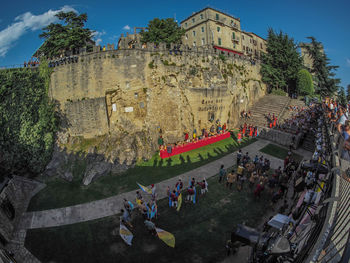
[236,149,242,166]
[187,185,195,202]
[121,209,133,229]
[175,179,183,191]
[171,190,178,208]
[249,171,258,190]
[226,170,237,189]
[254,182,264,199]
[219,164,226,183]
[197,180,207,195]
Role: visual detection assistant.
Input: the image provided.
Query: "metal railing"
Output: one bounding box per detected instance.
[305,118,350,263]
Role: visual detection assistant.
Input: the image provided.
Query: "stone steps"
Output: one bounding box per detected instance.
[237,94,291,128]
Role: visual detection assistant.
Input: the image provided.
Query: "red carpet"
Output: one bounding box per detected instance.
[160,132,231,159]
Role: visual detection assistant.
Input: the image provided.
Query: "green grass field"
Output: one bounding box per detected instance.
[27,136,257,212]
[25,175,271,263]
[259,143,303,162]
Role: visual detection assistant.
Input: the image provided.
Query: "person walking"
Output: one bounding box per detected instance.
[236,149,242,166]
[219,164,226,183]
[226,170,237,189]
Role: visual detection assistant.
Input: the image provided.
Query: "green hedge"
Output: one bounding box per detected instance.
[0,66,57,176]
[270,88,287,96]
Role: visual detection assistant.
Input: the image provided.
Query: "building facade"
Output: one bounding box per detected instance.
[180,8,243,54]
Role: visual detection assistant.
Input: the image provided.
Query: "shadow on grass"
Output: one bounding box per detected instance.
[28,137,259,212]
[198,153,204,162]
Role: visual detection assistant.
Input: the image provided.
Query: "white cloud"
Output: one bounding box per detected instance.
[123,25,131,30]
[0,5,76,57]
[346,58,350,67]
[92,30,106,45]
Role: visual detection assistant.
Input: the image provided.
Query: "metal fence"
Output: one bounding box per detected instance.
[307,120,350,263]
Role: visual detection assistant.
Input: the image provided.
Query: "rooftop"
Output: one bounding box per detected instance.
[180,7,240,24]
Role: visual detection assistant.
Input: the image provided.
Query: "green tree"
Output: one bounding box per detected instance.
[296,69,314,95]
[301,37,340,96]
[0,66,58,177]
[346,84,350,101]
[338,87,347,106]
[38,11,94,58]
[140,18,185,45]
[260,28,302,94]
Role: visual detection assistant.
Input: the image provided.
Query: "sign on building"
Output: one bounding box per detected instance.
[125,107,134,112]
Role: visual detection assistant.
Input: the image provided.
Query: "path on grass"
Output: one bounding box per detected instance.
[20,139,309,230]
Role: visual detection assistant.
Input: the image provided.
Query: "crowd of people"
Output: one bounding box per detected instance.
[219,150,298,205]
[324,98,350,160]
[237,123,259,143]
[23,59,40,67]
[158,122,228,152]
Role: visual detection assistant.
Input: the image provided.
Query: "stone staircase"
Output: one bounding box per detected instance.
[280,98,307,122]
[238,95,291,128]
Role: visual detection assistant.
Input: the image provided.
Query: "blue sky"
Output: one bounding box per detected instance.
[0,0,349,88]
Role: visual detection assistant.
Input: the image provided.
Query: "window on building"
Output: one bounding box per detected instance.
[233,43,236,49]
[217,27,220,32]
[218,38,222,45]
[232,32,235,39]
[242,35,244,40]
[260,43,263,49]
[201,27,204,33]
[185,23,187,27]
[200,14,203,19]
[243,45,245,51]
[216,13,219,20]
[193,31,196,36]
[201,38,205,45]
[193,41,196,47]
[192,18,195,23]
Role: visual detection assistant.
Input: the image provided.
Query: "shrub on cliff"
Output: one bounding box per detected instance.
[140,18,185,45]
[296,69,314,96]
[0,66,58,176]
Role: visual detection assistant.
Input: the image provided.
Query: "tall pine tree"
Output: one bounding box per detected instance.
[301,37,340,97]
[260,28,302,94]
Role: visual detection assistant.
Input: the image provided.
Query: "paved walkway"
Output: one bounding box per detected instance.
[20,139,310,230]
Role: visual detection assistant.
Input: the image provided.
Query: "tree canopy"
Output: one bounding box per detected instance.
[140,18,185,45]
[347,84,350,101]
[301,37,340,97]
[338,87,347,107]
[38,11,94,58]
[296,69,314,96]
[0,64,58,177]
[260,28,302,94]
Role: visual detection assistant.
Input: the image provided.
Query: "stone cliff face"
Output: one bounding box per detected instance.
[48,47,265,182]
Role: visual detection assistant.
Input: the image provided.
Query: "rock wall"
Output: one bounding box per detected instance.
[50,45,266,166]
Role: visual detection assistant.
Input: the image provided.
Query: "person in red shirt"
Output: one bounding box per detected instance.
[170,190,178,208]
[249,126,253,137]
[185,132,189,142]
[187,186,195,202]
[175,179,183,191]
[197,180,207,195]
[237,132,242,144]
[254,182,264,198]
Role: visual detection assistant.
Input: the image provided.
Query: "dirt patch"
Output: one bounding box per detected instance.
[191,254,204,263]
[219,197,231,205]
[142,243,157,253]
[110,242,127,254]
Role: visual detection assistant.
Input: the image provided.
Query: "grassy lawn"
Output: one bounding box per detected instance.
[259,143,303,162]
[25,175,271,263]
[28,136,257,212]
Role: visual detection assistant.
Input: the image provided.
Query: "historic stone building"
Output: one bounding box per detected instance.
[180,7,266,59]
[180,7,243,55]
